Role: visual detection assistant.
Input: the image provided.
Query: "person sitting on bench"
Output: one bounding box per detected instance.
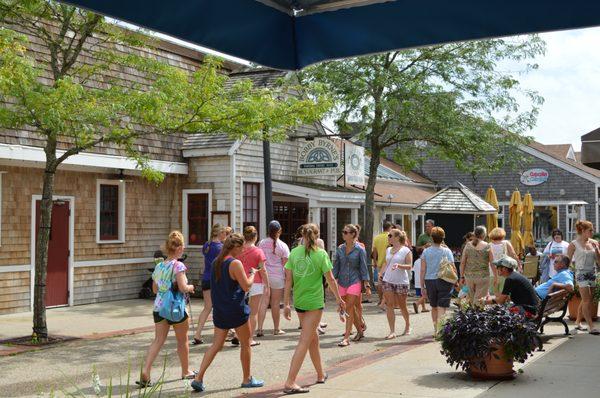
[483,256,539,314]
[535,255,574,300]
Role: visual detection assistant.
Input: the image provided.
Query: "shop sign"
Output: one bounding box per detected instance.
[344,142,365,185]
[298,138,343,176]
[520,168,549,186]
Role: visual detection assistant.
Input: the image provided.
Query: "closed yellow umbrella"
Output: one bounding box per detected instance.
[485,186,499,232]
[509,190,524,256]
[522,193,535,248]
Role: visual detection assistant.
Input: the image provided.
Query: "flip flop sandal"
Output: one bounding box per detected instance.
[589,329,600,335]
[575,325,588,331]
[191,380,205,392]
[283,387,310,394]
[251,341,261,347]
[241,376,265,388]
[352,332,364,342]
[135,380,152,388]
[337,340,350,347]
[231,337,240,346]
[385,334,396,340]
[181,371,198,380]
[274,330,286,335]
[316,372,329,384]
[256,330,264,337]
[191,338,204,345]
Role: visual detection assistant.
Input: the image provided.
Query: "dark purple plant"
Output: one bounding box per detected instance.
[437,305,538,372]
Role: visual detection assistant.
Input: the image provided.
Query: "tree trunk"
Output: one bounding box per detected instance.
[363,141,382,288]
[32,143,58,341]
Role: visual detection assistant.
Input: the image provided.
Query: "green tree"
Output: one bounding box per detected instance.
[0,0,328,340]
[301,38,545,283]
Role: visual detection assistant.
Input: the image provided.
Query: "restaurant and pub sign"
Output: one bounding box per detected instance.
[298,138,343,176]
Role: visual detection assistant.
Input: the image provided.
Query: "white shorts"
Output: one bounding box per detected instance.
[270,277,285,290]
[249,283,264,297]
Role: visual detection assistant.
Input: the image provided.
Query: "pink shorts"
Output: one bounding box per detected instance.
[338,282,362,297]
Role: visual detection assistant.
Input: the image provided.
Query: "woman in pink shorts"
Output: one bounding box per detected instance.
[333,224,370,347]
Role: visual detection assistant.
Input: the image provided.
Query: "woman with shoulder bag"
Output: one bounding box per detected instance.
[420,227,456,334]
[138,231,196,387]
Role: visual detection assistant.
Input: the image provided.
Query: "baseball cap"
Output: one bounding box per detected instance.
[492,255,518,269]
[268,220,282,232]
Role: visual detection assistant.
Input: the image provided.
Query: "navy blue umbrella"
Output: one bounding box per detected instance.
[61,0,600,70]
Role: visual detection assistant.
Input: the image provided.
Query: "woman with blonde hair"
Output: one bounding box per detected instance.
[192,233,265,392]
[283,224,345,394]
[138,231,196,387]
[258,220,290,336]
[238,226,269,346]
[460,226,495,303]
[334,224,370,346]
[567,220,600,335]
[193,224,227,345]
[379,229,412,338]
[488,227,521,293]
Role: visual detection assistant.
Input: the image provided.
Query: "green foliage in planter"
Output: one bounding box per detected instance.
[437,305,538,372]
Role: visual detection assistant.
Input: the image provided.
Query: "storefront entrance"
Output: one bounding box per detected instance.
[274,201,308,247]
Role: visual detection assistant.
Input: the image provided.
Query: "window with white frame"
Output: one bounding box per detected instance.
[96,180,125,243]
[183,190,211,247]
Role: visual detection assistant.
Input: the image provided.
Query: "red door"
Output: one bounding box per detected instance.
[36,200,70,307]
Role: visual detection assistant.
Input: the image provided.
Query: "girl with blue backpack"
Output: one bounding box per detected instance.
[137,231,196,388]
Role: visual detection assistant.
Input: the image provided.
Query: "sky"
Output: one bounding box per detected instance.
[137,22,600,151]
[521,26,600,150]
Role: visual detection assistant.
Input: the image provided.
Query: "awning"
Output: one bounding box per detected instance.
[60,0,600,70]
[415,182,496,215]
[273,180,363,208]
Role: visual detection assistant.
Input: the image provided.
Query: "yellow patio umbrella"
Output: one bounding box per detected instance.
[509,190,524,256]
[484,186,499,232]
[522,193,535,248]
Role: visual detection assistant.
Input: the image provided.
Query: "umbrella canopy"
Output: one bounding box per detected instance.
[60,0,600,70]
[522,193,535,248]
[484,187,499,233]
[509,190,523,256]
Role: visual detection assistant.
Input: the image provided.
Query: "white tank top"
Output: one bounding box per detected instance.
[572,239,597,272]
[383,246,411,285]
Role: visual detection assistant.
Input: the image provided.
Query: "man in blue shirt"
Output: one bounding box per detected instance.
[535,255,574,300]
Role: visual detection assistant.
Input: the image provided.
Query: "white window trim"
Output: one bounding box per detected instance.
[0,172,4,246]
[240,178,266,239]
[182,189,212,248]
[96,179,126,244]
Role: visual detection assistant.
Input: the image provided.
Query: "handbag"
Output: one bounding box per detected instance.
[158,261,186,322]
[437,254,458,284]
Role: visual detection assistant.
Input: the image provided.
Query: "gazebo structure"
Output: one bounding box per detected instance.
[415,182,497,251]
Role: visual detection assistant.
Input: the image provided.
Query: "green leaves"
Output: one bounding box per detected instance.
[0,0,329,180]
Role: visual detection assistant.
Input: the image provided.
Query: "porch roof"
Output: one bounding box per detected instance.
[415,182,496,215]
[272,180,363,208]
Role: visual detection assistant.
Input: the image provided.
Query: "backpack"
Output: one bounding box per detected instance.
[157,261,186,322]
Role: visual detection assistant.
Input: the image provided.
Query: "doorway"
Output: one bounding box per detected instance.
[273,201,308,247]
[33,198,72,308]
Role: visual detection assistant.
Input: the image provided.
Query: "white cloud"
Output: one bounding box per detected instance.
[520,27,600,150]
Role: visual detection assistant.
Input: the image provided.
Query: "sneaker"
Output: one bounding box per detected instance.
[191,380,205,392]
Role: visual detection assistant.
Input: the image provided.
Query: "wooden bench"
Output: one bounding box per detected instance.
[534,289,571,335]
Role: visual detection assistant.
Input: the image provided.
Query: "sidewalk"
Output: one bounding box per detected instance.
[288,327,595,397]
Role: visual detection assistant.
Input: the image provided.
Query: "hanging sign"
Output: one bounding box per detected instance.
[520,168,549,186]
[297,138,343,176]
[344,142,365,185]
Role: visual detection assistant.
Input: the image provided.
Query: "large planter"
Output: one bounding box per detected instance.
[468,345,515,380]
[568,295,599,321]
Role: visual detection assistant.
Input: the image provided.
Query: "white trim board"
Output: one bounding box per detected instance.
[0,143,188,175]
[96,179,126,244]
[0,264,31,273]
[30,195,75,310]
[73,257,154,268]
[182,189,213,248]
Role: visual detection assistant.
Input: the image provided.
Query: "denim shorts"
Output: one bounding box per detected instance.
[424,279,454,308]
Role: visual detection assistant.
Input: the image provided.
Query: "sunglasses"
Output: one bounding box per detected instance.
[388,234,398,238]
[342,230,352,235]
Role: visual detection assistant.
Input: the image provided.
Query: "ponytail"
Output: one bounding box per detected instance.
[303,223,319,256]
[213,233,244,282]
